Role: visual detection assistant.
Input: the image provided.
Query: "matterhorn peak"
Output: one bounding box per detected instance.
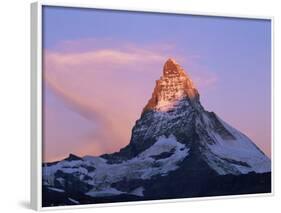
[143,58,199,113]
[163,58,184,77]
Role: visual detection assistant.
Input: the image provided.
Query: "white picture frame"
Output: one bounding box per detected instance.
[31,1,274,210]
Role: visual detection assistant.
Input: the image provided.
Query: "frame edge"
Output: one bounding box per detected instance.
[31,2,42,211]
[34,2,274,210]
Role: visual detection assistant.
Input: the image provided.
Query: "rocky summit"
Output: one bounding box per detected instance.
[142,58,199,113]
[42,58,271,207]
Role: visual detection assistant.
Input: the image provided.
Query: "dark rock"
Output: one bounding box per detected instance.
[64,154,83,161]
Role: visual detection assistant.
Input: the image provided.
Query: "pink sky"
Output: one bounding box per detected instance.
[43,38,271,162]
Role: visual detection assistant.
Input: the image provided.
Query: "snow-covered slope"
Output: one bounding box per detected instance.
[195,111,271,175]
[43,135,189,197]
[201,116,271,174]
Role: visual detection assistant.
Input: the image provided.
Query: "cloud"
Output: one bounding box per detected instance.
[51,37,177,54]
[43,38,218,162]
[46,48,166,66]
[191,70,218,89]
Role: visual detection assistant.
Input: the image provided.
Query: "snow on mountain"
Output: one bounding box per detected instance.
[43,135,189,197]
[204,117,271,174]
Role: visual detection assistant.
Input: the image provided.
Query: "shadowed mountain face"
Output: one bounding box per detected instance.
[42,59,271,207]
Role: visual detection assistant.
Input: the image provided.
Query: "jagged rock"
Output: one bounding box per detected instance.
[64,154,83,161]
[143,58,199,114]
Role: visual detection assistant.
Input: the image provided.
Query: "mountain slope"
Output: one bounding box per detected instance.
[42,58,271,206]
[102,58,270,174]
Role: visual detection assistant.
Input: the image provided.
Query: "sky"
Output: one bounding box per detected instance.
[42,6,271,162]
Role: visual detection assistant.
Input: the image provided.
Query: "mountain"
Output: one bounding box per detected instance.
[42,58,271,207]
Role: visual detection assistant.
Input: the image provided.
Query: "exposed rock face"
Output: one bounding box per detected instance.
[143,58,199,114]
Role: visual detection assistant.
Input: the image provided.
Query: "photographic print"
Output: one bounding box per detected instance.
[41,6,272,207]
